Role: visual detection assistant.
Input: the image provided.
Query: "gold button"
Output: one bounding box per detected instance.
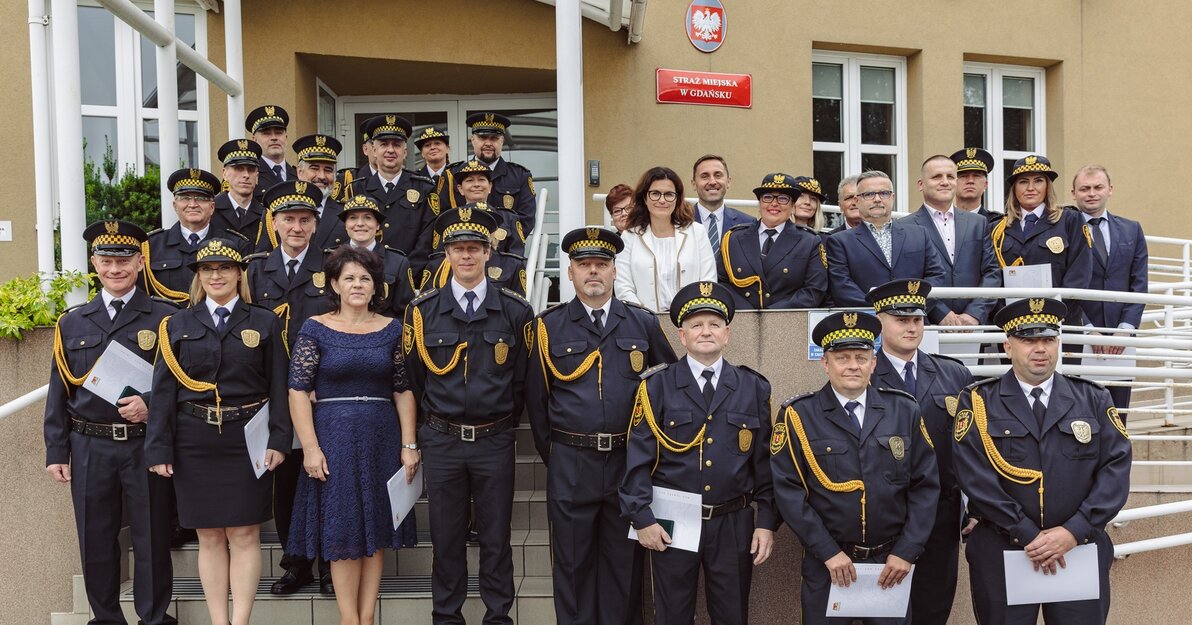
[737,267,742,272]
[499,338,504,343]
[783,268,789,274]
[765,293,771,298]
[704,485,712,492]
[80,340,86,345]
[705,460,713,467]
[706,437,714,444]
[263,292,269,297]
[437,339,443,344]
[632,345,638,349]
[385,223,390,228]
[319,290,325,294]
[745,292,751,297]
[668,420,675,426]
[1013,538,1020,545]
[826,446,832,452]
[1004,430,1011,435]
[566,348,572,353]
[182,335,188,338]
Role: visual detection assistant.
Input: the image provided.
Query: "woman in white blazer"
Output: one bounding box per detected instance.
[615,166,717,312]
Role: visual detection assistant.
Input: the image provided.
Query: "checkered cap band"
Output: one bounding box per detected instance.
[442,223,491,239]
[195,243,243,263]
[677,297,729,324]
[758,181,797,191]
[250,115,286,134]
[297,145,339,162]
[471,119,506,132]
[344,195,381,212]
[821,328,877,348]
[1010,162,1055,178]
[417,127,447,141]
[797,179,824,195]
[1001,313,1062,334]
[955,158,989,173]
[221,149,258,164]
[566,239,617,255]
[872,294,927,311]
[173,177,216,194]
[269,194,318,211]
[373,124,409,139]
[91,234,140,250]
[458,161,491,175]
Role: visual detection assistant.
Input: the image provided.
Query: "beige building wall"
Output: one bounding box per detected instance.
[0,0,40,280]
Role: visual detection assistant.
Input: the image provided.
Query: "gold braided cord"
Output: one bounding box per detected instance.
[412,305,466,375]
[990,218,1025,269]
[140,241,189,302]
[1082,223,1093,248]
[535,318,602,399]
[434,258,451,289]
[970,389,1045,526]
[52,318,96,392]
[262,212,279,249]
[920,417,935,449]
[783,405,867,541]
[272,303,291,356]
[779,416,811,494]
[720,229,762,307]
[157,315,223,431]
[634,381,706,454]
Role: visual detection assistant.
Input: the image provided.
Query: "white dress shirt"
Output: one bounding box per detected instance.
[1021,205,1046,230]
[882,350,919,385]
[1017,374,1055,408]
[833,387,868,428]
[205,295,240,326]
[282,245,309,269]
[581,299,612,325]
[928,205,957,262]
[758,221,787,249]
[180,224,210,244]
[686,355,724,390]
[101,287,137,320]
[262,156,287,181]
[450,278,489,311]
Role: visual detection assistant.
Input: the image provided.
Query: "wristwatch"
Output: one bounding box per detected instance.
[402,443,419,450]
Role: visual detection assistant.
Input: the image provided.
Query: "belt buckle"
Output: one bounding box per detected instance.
[596,433,613,452]
[853,545,871,559]
[460,424,476,442]
[701,504,714,520]
[204,406,221,426]
[112,423,128,441]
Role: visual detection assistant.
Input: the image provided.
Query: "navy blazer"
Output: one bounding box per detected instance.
[902,206,1002,324]
[826,220,948,317]
[1083,212,1147,329]
[695,204,753,234]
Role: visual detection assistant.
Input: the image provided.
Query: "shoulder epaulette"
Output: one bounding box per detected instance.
[878,387,917,401]
[780,391,816,407]
[640,362,670,379]
[794,224,817,234]
[150,296,182,309]
[245,301,276,313]
[384,245,408,256]
[929,352,967,367]
[59,302,87,318]
[500,287,531,306]
[1061,373,1108,390]
[536,301,567,319]
[727,223,751,232]
[504,160,530,172]
[965,376,999,391]
[737,364,769,384]
[409,173,434,185]
[445,160,466,172]
[224,229,250,242]
[410,288,438,306]
[498,251,527,261]
[146,228,165,236]
[244,252,270,262]
[621,300,653,312]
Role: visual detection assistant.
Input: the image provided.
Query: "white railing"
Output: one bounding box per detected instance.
[524,188,552,312]
[0,385,48,423]
[1112,499,1192,558]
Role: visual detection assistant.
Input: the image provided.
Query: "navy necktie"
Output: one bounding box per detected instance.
[592,308,604,333]
[188,233,200,247]
[1089,217,1109,264]
[1022,212,1039,237]
[110,298,124,321]
[904,361,917,395]
[272,164,283,181]
[215,306,230,332]
[1031,387,1046,426]
[846,400,862,434]
[286,259,299,282]
[701,369,715,406]
[464,291,477,320]
[762,228,778,256]
[706,213,720,255]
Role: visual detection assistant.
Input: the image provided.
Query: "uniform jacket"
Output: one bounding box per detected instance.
[717,221,828,309]
[902,206,1002,324]
[256,157,297,197]
[439,157,537,235]
[620,358,778,532]
[246,245,333,351]
[614,223,718,312]
[826,220,948,316]
[526,297,677,464]
[424,250,528,298]
[211,192,266,248]
[770,384,939,563]
[44,288,176,465]
[351,171,437,277]
[141,224,251,301]
[1082,211,1147,329]
[144,300,292,465]
[310,197,348,252]
[990,208,1093,323]
[952,373,1132,546]
[402,281,535,423]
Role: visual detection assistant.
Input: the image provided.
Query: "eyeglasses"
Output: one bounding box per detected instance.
[197,264,239,275]
[759,194,793,206]
[858,190,894,201]
[609,205,632,216]
[647,190,678,202]
[176,194,213,205]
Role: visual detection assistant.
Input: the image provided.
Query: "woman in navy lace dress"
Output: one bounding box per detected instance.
[287,246,419,625]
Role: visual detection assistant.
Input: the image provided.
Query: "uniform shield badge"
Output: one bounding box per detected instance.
[428,193,441,215]
[407,189,420,204]
[954,409,973,442]
[488,266,503,280]
[889,435,905,461]
[492,228,508,241]
[241,329,261,348]
[312,272,325,288]
[1071,420,1093,444]
[1108,407,1129,439]
[494,341,509,365]
[503,194,514,210]
[137,330,157,351]
[630,350,644,372]
[403,323,415,355]
[1046,236,1065,254]
[738,429,753,453]
[770,422,788,455]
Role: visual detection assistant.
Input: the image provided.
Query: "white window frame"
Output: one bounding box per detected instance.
[811,51,908,213]
[962,63,1047,208]
[316,78,339,137]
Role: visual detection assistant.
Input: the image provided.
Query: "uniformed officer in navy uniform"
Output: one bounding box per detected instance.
[335,193,416,319]
[954,298,1132,625]
[143,168,251,304]
[210,138,268,247]
[45,220,177,625]
[620,281,777,625]
[415,125,451,183]
[950,147,1003,223]
[451,160,526,256]
[349,114,438,280]
[402,206,534,625]
[245,179,335,595]
[247,104,295,197]
[866,279,975,625]
[527,227,677,625]
[438,112,537,236]
[718,172,829,309]
[292,133,348,252]
[770,311,939,625]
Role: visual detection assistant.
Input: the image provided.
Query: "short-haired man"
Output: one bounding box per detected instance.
[954,298,1131,625]
[825,170,947,308]
[46,220,177,625]
[247,104,295,197]
[292,133,348,252]
[355,117,377,181]
[691,154,751,258]
[415,125,451,183]
[829,175,863,234]
[211,139,267,247]
[528,227,677,625]
[770,311,939,625]
[867,280,974,625]
[1072,165,1148,417]
[440,113,537,237]
[403,206,534,625]
[950,147,1002,222]
[902,155,1001,325]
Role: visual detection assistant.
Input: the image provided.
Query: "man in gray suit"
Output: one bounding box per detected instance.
[691,154,752,257]
[901,155,1001,325]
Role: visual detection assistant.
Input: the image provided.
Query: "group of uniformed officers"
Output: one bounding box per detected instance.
[46,102,1132,625]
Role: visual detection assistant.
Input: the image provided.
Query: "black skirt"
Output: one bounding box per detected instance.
[172,410,274,528]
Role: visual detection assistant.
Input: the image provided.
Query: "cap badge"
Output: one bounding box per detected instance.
[295,181,308,194]
[459,206,472,222]
[104,221,120,235]
[264,106,275,117]
[586,227,600,239]
[1029,298,1045,313]
[1025,155,1037,165]
[485,113,495,123]
[386,115,396,125]
[967,148,977,159]
[315,135,326,147]
[237,139,248,150]
[907,280,921,295]
[773,174,785,184]
[843,312,858,328]
[699,282,713,297]
[189,168,199,179]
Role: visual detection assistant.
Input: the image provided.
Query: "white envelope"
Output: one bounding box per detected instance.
[1002,264,1052,304]
[243,403,270,479]
[81,340,154,406]
[1004,544,1100,605]
[627,486,703,553]
[387,467,424,531]
[826,563,915,618]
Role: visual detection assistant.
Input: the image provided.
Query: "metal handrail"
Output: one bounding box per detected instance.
[0,385,47,422]
[524,188,550,310]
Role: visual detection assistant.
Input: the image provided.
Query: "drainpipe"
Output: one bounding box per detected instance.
[49,0,88,301]
[628,0,647,44]
[155,0,179,227]
[28,0,54,277]
[223,0,244,134]
[555,0,585,301]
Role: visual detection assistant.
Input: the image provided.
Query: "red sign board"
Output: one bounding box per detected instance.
[656,68,752,109]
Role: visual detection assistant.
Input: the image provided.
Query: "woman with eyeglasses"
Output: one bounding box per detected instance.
[718,173,829,309]
[146,238,291,625]
[615,166,717,312]
[604,183,634,233]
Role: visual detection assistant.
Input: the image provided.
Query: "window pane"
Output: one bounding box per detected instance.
[141,13,198,111]
[1002,77,1034,109]
[860,154,896,192]
[79,7,117,106]
[813,97,843,143]
[964,74,986,107]
[813,63,843,99]
[317,88,336,136]
[860,67,895,145]
[964,106,986,148]
[465,108,558,200]
[860,67,895,103]
[1003,108,1034,152]
[812,151,843,206]
[83,116,119,172]
[143,119,199,170]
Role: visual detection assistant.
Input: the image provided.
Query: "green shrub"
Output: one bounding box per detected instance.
[83,138,162,233]
[0,272,95,340]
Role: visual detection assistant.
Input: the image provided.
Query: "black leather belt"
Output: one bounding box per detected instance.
[551,428,626,451]
[180,399,268,426]
[702,494,753,520]
[426,413,512,442]
[70,417,146,441]
[841,537,897,560]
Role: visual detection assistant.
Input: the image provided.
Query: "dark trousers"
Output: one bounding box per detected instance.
[421,424,516,625]
[274,447,329,578]
[1108,385,1132,422]
[649,506,755,625]
[69,432,176,625]
[799,545,907,625]
[909,492,961,625]
[546,446,643,625]
[965,523,1112,625]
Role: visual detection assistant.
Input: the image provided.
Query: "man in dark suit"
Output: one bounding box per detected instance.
[690,155,752,259]
[867,280,975,625]
[951,147,1003,223]
[1071,165,1148,416]
[902,155,1001,325]
[826,170,947,309]
[247,105,295,198]
[828,175,862,234]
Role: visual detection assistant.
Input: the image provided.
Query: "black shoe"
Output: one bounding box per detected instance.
[319,574,334,595]
[169,525,197,548]
[270,569,314,595]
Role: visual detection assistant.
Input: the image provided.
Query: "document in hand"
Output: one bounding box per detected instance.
[825,563,915,618]
[626,486,703,553]
[1004,544,1100,605]
[1002,264,1052,304]
[387,467,424,531]
[243,403,270,479]
[82,340,154,406]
